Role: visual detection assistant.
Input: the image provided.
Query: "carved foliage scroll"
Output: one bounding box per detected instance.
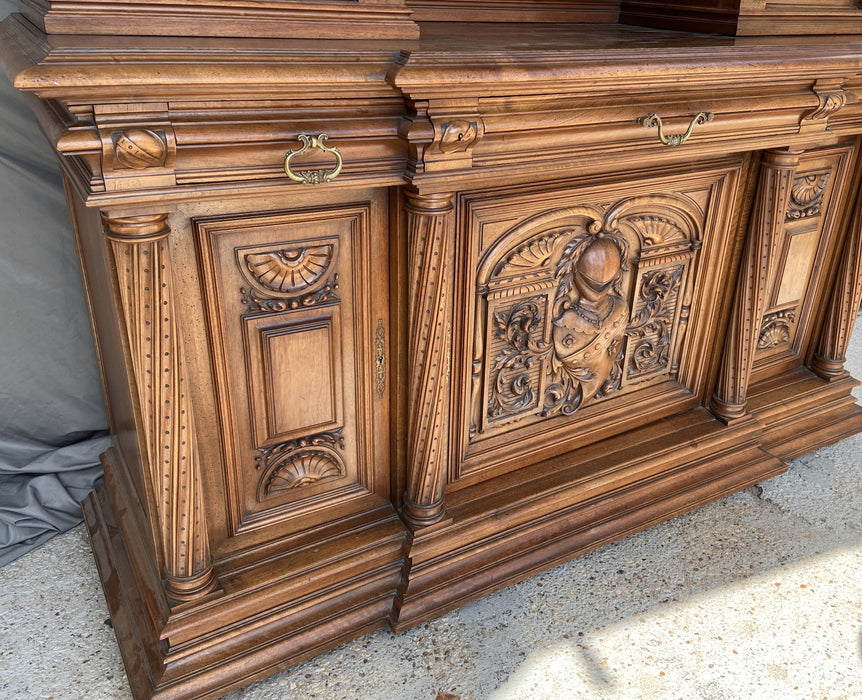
[472,195,703,439]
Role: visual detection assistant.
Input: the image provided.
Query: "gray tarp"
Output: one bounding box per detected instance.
[0,1,110,566]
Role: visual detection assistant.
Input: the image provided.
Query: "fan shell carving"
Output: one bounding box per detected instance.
[787,172,830,220]
[256,430,346,500]
[244,244,334,295]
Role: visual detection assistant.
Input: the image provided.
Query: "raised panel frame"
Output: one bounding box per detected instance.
[194,200,388,540]
[449,159,747,487]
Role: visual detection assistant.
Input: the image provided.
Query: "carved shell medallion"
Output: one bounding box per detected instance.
[245,244,334,295]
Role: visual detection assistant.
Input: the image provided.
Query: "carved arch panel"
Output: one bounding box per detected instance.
[471,195,702,438]
[454,164,744,481]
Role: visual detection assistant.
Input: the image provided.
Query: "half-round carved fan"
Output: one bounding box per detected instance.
[791,174,829,208]
[244,244,334,295]
[262,450,345,497]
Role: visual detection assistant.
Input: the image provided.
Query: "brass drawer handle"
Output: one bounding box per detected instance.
[637,112,714,146]
[284,133,343,184]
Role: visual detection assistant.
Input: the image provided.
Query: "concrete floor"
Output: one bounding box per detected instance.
[2,320,860,700]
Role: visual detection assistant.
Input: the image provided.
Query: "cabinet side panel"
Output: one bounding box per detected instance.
[64,178,151,525]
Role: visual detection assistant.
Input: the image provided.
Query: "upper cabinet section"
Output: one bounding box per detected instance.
[18,0,420,39]
[620,0,862,35]
[16,0,862,40]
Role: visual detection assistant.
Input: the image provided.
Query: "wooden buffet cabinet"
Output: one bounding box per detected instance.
[4,2,862,697]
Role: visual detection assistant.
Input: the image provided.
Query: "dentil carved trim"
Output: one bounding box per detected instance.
[787,172,830,221]
[104,212,217,603]
[256,430,346,499]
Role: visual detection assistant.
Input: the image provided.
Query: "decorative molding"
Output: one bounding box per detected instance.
[256,430,346,499]
[375,319,386,399]
[758,309,797,349]
[787,172,830,221]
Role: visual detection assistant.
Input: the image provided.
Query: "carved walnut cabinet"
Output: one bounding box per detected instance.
[4,2,862,698]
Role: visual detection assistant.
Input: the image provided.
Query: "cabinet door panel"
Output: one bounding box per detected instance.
[196,198,387,538]
[754,143,857,376]
[452,161,745,483]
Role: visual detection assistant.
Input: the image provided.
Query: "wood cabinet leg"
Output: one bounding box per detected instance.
[104,213,218,603]
[812,185,862,380]
[402,191,455,528]
[711,149,801,423]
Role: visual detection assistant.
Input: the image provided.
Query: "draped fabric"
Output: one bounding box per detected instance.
[0,1,110,566]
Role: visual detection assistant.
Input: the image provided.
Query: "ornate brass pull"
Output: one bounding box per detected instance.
[283,133,343,184]
[637,112,714,146]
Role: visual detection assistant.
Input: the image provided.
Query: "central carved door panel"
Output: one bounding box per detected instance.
[195,194,391,549]
[451,159,748,485]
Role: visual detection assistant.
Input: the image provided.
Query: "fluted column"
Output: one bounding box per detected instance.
[710,149,801,423]
[104,213,217,603]
[402,191,456,529]
[812,187,862,380]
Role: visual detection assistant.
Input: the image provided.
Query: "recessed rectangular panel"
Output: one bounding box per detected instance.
[776,229,819,306]
[264,321,337,438]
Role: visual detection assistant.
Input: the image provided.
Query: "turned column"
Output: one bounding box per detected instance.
[710,149,801,423]
[402,190,456,528]
[812,188,862,380]
[104,213,218,603]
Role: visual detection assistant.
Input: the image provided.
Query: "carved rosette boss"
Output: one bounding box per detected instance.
[104,213,217,603]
